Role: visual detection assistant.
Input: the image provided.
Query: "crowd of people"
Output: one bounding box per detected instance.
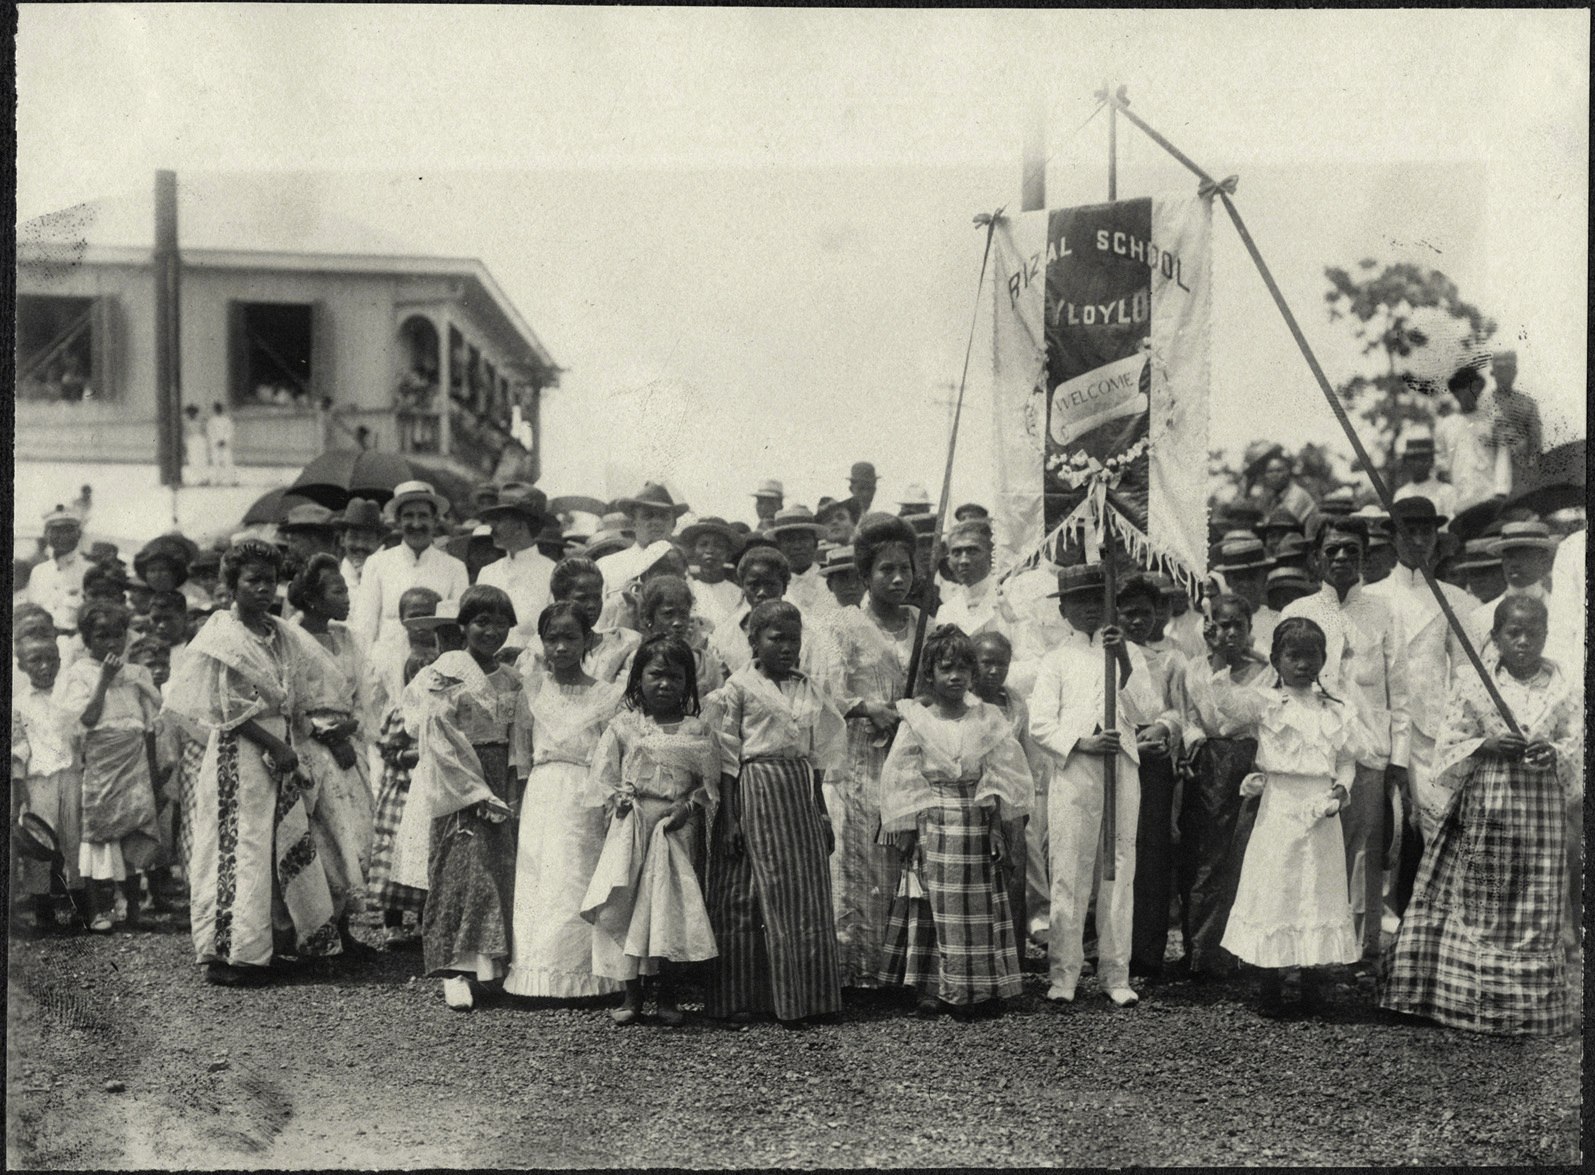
[9,360,1584,1038]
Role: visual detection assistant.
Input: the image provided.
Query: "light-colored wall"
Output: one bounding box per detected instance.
[15,260,528,468]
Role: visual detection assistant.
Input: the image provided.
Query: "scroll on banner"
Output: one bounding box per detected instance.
[990,193,1212,589]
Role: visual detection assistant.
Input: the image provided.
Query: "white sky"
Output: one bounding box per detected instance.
[16,6,1589,522]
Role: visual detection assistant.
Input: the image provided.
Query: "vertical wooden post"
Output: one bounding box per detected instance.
[1100,85,1121,879]
[153,170,183,487]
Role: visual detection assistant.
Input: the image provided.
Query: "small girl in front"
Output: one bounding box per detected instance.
[878,625,1033,1018]
[56,602,165,932]
[581,634,721,1025]
[412,586,531,1010]
[1211,617,1363,1017]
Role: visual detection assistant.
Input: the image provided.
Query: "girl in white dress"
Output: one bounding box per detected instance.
[505,602,626,999]
[1210,617,1364,1017]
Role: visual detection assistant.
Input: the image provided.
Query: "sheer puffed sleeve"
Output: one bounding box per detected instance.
[972,706,1034,821]
[703,679,744,780]
[582,717,628,810]
[161,618,278,735]
[1431,675,1489,791]
[808,683,848,775]
[877,702,933,834]
[410,672,501,820]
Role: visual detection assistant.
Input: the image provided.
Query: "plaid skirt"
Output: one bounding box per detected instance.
[367,719,426,915]
[1381,755,1575,1036]
[878,781,1022,1005]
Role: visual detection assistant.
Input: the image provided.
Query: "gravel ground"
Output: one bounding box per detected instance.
[6,907,1583,1169]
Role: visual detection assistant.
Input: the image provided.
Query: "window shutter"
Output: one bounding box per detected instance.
[312,300,330,404]
[227,300,248,406]
[91,296,118,400]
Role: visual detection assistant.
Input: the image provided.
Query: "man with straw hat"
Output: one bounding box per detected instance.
[751,479,784,530]
[679,515,743,629]
[353,480,468,655]
[1211,531,1278,651]
[476,486,555,656]
[768,505,833,617]
[1461,518,1558,650]
[1451,537,1506,605]
[1392,433,1457,519]
[1365,496,1474,921]
[28,506,88,635]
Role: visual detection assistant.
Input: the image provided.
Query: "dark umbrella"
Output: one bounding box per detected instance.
[290,450,413,510]
[549,495,606,518]
[1505,438,1586,518]
[241,486,315,527]
[1448,497,1502,544]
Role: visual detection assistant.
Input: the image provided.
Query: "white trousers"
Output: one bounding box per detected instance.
[1047,752,1140,994]
[1025,788,1050,940]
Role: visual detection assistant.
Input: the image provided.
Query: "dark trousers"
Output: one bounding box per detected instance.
[1175,737,1259,975]
[1131,744,1177,974]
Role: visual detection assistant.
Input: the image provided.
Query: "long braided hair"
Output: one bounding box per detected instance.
[1268,616,1342,704]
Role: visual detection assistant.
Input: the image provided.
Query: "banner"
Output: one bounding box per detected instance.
[990,193,1211,588]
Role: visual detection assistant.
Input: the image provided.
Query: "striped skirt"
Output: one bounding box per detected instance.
[707,758,841,1021]
[1381,756,1575,1036]
[878,781,1022,1005]
[367,719,426,915]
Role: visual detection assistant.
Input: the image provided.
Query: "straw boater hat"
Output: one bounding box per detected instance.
[680,516,742,551]
[1212,533,1272,572]
[1266,566,1315,594]
[404,599,461,633]
[767,505,823,537]
[1490,519,1557,554]
[753,479,784,501]
[389,480,449,517]
[1452,537,1504,572]
[615,482,690,518]
[278,503,339,535]
[819,544,857,577]
[478,486,549,528]
[331,497,386,534]
[1316,486,1358,517]
[1259,507,1303,536]
[1399,433,1437,458]
[1273,532,1313,565]
[897,484,933,515]
[582,526,633,562]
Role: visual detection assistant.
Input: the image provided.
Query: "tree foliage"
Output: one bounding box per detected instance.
[1323,260,1496,479]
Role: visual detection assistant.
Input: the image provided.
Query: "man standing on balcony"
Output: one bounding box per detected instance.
[205,402,239,486]
[476,485,556,660]
[353,480,469,657]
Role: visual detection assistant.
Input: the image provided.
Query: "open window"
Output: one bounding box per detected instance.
[229,301,319,408]
[16,294,117,402]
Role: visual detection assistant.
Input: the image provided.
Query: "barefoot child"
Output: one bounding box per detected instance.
[879,625,1032,1017]
[505,602,626,998]
[56,601,164,932]
[412,586,531,1010]
[581,635,721,1025]
[1210,617,1363,1017]
[704,600,846,1024]
[1381,596,1580,1035]
[13,635,83,933]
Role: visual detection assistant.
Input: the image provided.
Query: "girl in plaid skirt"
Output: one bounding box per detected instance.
[878,625,1033,1018]
[1381,596,1581,1036]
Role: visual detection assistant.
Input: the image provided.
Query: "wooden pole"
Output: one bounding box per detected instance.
[1100,83,1119,880]
[1104,92,1520,734]
[153,170,183,488]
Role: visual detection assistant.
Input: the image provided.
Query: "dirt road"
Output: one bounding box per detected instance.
[6,912,1581,1169]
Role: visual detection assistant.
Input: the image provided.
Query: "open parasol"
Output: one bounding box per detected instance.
[242,486,314,527]
[290,450,414,511]
[1504,438,1586,519]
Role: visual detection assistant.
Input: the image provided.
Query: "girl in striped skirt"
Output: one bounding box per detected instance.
[704,600,847,1025]
[878,625,1033,1018]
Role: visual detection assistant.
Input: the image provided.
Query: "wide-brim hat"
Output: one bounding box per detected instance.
[1048,563,1107,599]
[815,499,855,528]
[753,479,784,500]
[12,811,61,867]
[1491,520,1557,554]
[614,482,689,518]
[680,516,742,550]
[478,486,549,528]
[1455,538,1504,570]
[278,503,339,534]
[768,505,822,537]
[332,497,386,533]
[897,484,932,510]
[1243,443,1288,483]
[1266,567,1314,591]
[583,531,632,561]
[389,479,449,517]
[1212,533,1272,572]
